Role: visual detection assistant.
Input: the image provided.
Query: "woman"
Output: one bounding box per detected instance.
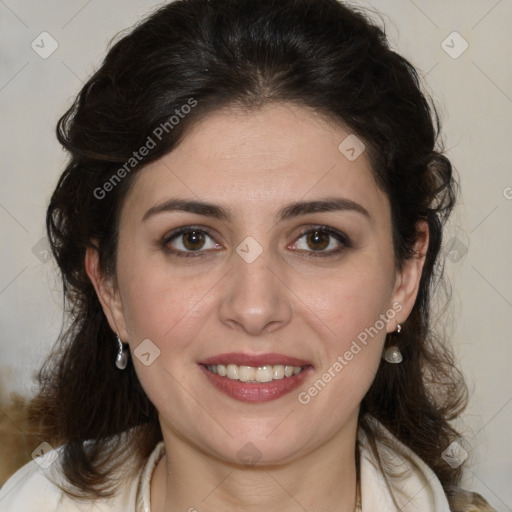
[0,0,496,510]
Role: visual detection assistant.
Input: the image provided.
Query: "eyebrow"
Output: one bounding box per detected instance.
[142,197,371,223]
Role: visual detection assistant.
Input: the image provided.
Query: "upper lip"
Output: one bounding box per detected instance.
[198,352,312,367]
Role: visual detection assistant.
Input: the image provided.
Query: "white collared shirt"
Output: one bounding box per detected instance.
[0,415,451,511]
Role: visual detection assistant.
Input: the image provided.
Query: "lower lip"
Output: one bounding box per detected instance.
[199,365,313,403]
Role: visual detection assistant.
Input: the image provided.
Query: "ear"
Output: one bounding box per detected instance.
[85,241,129,341]
[387,220,429,333]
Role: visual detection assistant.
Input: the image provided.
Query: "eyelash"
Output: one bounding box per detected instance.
[161,225,351,259]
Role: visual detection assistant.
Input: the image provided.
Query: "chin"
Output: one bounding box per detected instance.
[207,425,309,466]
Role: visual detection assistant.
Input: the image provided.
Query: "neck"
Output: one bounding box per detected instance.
[151,417,359,512]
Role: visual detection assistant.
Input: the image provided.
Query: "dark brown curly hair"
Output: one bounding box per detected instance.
[29,0,469,505]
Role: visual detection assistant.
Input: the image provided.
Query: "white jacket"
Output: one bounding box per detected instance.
[0,415,452,511]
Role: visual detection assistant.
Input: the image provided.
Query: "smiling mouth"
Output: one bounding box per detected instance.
[204,363,307,383]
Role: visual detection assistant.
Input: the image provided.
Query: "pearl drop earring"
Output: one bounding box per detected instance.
[115,333,129,370]
[383,323,403,364]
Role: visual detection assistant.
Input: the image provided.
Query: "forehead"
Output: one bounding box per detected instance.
[121,102,389,225]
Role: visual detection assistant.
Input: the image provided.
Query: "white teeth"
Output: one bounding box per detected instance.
[239,366,256,382]
[256,366,274,383]
[206,363,304,381]
[226,364,239,380]
[273,365,285,379]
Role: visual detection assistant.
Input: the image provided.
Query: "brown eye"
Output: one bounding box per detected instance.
[306,230,330,251]
[163,226,221,258]
[292,226,350,257]
[181,230,206,251]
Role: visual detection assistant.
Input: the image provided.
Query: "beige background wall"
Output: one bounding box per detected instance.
[1,0,510,509]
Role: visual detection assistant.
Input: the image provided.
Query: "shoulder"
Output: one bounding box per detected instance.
[0,444,140,512]
[358,414,452,511]
[357,415,496,512]
[0,446,71,511]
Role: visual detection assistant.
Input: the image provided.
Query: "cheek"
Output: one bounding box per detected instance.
[298,270,392,416]
[302,256,395,343]
[118,255,219,352]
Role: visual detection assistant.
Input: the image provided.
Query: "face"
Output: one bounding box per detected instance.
[87,102,426,465]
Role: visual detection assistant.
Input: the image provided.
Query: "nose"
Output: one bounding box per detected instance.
[218,246,294,336]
